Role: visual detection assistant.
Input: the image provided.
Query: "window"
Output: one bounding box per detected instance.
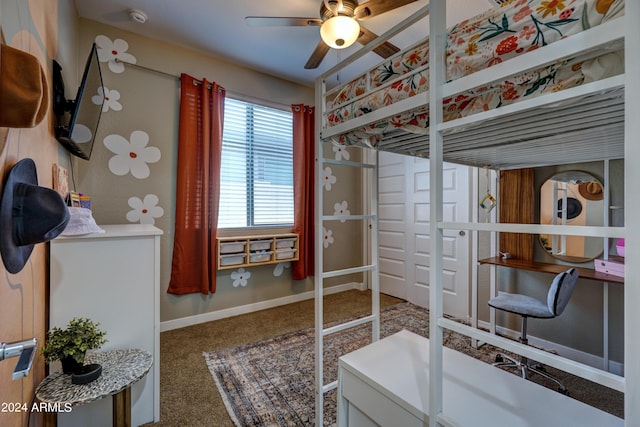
[218,97,294,229]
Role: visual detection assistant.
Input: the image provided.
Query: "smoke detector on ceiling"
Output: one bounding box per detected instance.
[128,9,147,24]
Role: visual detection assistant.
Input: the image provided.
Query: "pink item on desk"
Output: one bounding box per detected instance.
[616,238,625,257]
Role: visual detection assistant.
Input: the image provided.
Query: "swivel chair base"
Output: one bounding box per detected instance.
[493,350,568,394]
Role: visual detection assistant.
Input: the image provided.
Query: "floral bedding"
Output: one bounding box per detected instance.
[326,0,624,146]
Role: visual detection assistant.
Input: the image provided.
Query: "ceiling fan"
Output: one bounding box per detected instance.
[245,0,418,69]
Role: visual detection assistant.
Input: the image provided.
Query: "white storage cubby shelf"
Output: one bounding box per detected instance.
[217,233,299,270]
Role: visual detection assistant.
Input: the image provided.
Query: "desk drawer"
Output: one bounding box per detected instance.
[340,369,425,427]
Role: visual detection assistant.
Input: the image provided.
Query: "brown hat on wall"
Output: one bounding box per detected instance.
[578,181,604,201]
[0,42,50,128]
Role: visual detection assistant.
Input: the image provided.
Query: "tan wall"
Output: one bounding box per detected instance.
[74,19,364,324]
[0,1,78,426]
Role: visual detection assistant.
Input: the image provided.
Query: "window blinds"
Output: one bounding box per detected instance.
[218,98,294,228]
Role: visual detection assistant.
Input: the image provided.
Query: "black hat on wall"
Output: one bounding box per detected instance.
[0,158,70,274]
[556,197,583,221]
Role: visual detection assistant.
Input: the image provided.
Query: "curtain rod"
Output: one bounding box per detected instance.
[115,58,187,81]
[113,58,292,111]
[114,58,214,89]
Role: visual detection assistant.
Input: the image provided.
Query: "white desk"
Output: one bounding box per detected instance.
[337,330,623,427]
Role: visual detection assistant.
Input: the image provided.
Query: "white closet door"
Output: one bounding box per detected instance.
[378,152,409,300]
[378,151,470,319]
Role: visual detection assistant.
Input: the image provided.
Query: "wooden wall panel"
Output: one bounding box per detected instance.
[499,168,535,261]
[1,2,63,425]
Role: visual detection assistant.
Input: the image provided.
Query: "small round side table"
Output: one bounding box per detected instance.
[36,348,152,427]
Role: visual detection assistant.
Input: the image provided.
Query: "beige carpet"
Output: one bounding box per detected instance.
[145,290,623,426]
[145,290,402,426]
[203,302,431,426]
[203,302,624,426]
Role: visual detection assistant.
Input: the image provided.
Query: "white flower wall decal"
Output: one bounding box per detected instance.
[126,194,164,224]
[104,130,161,179]
[323,227,334,248]
[93,86,122,112]
[333,145,350,161]
[334,201,350,222]
[273,262,291,277]
[323,167,337,191]
[95,35,137,73]
[231,268,251,287]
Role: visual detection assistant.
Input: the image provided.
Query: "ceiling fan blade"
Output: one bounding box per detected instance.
[358,26,400,58]
[304,40,331,69]
[244,16,322,27]
[354,0,418,20]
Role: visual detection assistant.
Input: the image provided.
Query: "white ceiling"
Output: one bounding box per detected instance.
[74,0,493,88]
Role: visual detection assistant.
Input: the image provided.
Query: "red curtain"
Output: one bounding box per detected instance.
[291,104,315,280]
[168,74,225,295]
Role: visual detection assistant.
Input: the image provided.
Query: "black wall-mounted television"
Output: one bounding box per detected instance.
[53,43,104,160]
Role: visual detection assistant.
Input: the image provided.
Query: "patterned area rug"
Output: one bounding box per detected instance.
[203,302,623,426]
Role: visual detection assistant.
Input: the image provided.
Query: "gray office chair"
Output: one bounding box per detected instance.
[488,268,579,393]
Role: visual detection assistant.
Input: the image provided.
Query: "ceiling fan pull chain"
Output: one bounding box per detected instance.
[336,50,342,84]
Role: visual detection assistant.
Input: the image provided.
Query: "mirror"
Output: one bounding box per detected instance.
[539,171,604,262]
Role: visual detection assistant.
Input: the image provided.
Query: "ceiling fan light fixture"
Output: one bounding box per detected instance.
[320,16,360,49]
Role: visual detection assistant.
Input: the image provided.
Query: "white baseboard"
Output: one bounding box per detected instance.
[354,282,368,291]
[160,282,366,332]
[477,320,624,376]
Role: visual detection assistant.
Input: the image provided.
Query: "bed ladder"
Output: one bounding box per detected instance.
[314,143,380,425]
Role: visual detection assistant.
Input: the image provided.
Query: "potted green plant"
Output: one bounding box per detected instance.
[41,317,107,374]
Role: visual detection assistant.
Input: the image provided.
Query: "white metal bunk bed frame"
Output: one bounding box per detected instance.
[314,0,637,425]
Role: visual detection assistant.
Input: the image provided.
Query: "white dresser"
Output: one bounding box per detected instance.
[49,224,162,427]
